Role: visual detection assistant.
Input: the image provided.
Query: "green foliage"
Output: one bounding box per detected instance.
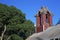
[11,34,23,40]
[18,20,35,39]
[0,3,35,40]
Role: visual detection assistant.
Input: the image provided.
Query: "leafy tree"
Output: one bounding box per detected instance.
[10,34,23,40]
[0,3,35,40]
[18,20,35,39]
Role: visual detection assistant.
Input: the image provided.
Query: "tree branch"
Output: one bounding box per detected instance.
[0,25,6,40]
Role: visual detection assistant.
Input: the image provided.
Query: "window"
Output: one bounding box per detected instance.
[46,14,48,23]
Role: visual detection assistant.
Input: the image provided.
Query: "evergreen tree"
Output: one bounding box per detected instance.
[0,3,35,40]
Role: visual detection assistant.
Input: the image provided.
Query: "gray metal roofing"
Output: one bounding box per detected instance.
[26,24,60,40]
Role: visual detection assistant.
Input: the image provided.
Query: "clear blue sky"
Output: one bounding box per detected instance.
[0,0,60,25]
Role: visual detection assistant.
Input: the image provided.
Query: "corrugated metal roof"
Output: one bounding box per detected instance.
[26,24,60,40]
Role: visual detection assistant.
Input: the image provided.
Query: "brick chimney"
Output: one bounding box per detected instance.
[35,7,53,33]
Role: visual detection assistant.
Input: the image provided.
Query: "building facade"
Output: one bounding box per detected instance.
[35,7,53,33]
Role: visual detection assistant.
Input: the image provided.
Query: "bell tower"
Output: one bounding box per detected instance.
[35,7,53,33]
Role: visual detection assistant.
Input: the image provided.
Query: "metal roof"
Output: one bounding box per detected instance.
[26,24,60,40]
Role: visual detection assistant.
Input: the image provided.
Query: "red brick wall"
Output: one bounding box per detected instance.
[42,13,46,25]
[36,26,43,33]
[36,14,40,27]
[36,12,52,33]
[36,13,43,33]
[48,15,52,26]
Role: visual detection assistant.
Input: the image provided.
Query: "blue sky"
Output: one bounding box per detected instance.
[0,0,60,25]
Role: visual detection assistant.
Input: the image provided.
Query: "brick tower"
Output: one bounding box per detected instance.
[35,7,53,33]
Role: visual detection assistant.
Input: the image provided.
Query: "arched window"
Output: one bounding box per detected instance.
[46,14,48,23]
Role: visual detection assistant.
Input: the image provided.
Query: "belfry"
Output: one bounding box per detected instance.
[35,7,53,33]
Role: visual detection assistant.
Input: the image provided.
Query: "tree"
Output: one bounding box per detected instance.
[0,25,6,40]
[0,3,35,40]
[18,20,35,39]
[7,34,23,40]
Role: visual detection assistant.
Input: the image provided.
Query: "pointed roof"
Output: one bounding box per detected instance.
[40,6,48,13]
[39,6,52,14]
[35,6,53,17]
